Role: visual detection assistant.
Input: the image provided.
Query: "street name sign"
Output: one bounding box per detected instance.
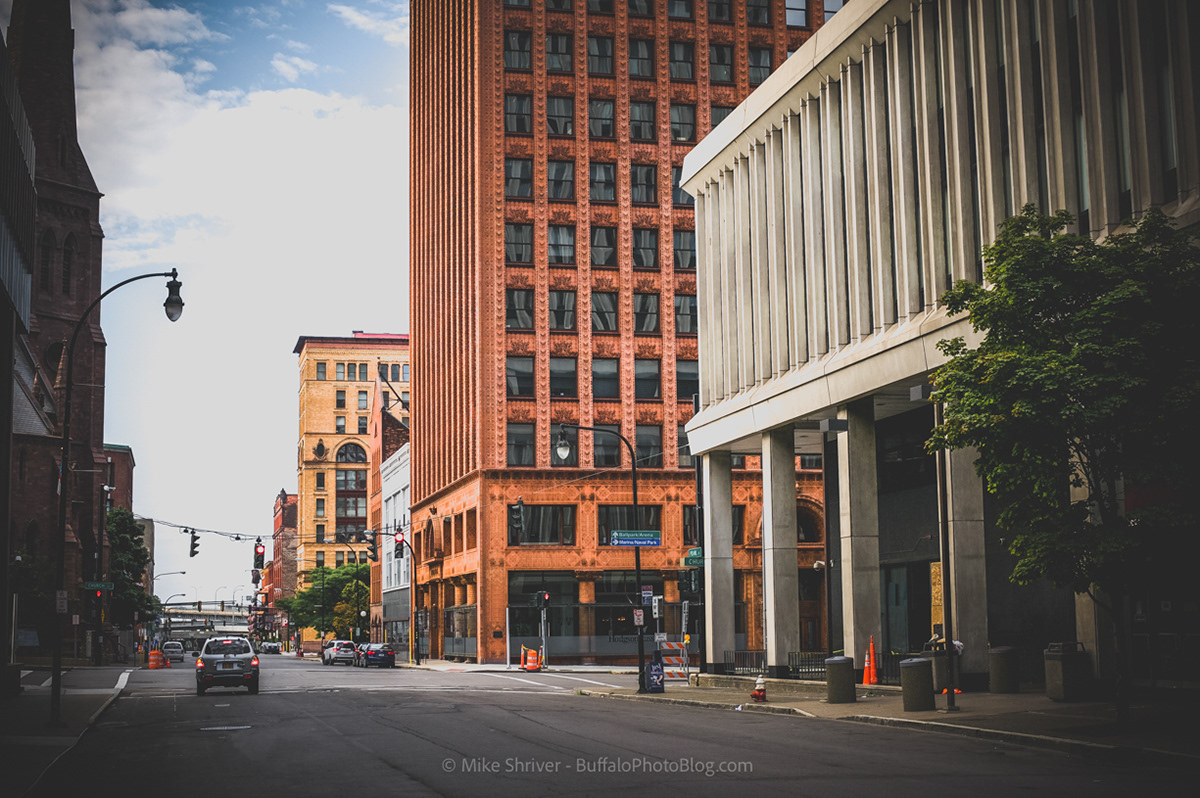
[681,555,703,567]
[611,530,662,547]
[687,547,703,557]
[84,581,114,590]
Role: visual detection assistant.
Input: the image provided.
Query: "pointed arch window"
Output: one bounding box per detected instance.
[62,235,76,295]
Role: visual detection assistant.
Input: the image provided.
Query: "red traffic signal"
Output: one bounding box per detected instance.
[95,590,103,598]
[394,531,404,545]
[255,543,265,556]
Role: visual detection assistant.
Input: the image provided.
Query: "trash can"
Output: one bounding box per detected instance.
[989,646,1019,693]
[921,642,949,693]
[900,658,935,711]
[825,656,856,704]
[1044,642,1091,701]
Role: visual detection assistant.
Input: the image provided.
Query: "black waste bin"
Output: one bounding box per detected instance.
[989,646,1019,693]
[900,658,935,711]
[1044,642,1091,701]
[825,656,856,704]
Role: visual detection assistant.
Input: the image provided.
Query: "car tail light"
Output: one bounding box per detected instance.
[251,656,259,666]
[195,658,204,668]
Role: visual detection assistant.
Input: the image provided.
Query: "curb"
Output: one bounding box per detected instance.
[578,689,815,718]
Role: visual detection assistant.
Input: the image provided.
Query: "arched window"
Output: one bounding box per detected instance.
[336,443,367,463]
[43,342,64,379]
[39,231,55,292]
[62,234,75,295]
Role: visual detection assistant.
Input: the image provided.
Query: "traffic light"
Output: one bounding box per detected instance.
[366,531,379,562]
[531,590,550,608]
[508,499,524,538]
[254,538,265,569]
[394,530,405,557]
[189,528,199,558]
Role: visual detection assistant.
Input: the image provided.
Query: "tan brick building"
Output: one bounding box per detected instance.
[411,0,832,665]
[292,333,409,650]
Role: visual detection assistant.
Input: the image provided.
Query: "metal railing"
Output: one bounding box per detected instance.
[786,651,828,680]
[724,649,767,675]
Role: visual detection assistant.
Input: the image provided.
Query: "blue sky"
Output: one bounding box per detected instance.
[2,0,411,604]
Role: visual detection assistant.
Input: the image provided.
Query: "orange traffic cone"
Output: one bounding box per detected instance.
[862,645,871,685]
[868,636,878,685]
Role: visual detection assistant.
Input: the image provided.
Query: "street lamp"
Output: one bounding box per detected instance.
[153,570,185,583]
[50,269,183,726]
[556,423,648,693]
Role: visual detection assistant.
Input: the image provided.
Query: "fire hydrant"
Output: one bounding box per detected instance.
[751,675,767,702]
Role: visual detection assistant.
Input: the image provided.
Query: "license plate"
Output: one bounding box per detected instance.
[220,662,236,670]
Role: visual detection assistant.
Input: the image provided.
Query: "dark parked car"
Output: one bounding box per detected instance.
[196,636,259,695]
[355,643,396,668]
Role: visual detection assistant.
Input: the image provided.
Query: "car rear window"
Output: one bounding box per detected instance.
[205,640,251,655]
[338,643,355,649]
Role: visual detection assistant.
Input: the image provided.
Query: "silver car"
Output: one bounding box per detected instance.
[162,641,185,663]
[323,640,356,666]
[195,636,259,695]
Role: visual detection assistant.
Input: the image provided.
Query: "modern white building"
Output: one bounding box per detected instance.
[681,0,1197,684]
[380,442,412,651]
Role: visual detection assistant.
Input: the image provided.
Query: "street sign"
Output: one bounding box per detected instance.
[633,609,644,626]
[654,632,667,643]
[83,581,113,590]
[642,586,653,605]
[611,530,661,546]
[682,555,703,567]
[56,590,67,613]
[687,547,702,557]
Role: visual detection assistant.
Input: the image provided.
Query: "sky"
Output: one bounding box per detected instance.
[1,0,411,606]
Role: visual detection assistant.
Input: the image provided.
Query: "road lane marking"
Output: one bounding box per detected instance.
[116,670,132,691]
[480,673,567,689]
[200,726,252,731]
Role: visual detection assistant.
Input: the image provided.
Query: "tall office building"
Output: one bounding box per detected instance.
[293,333,410,651]
[411,1,833,664]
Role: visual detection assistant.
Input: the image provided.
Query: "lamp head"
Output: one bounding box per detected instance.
[556,425,571,461]
[163,269,184,322]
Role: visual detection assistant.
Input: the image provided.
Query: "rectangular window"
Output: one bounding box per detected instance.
[825,0,843,23]
[546,34,572,72]
[587,0,613,11]
[392,363,401,382]
[316,498,326,517]
[676,360,699,400]
[336,551,344,568]
[633,293,660,332]
[507,356,535,397]
[587,36,613,74]
[631,164,657,204]
[592,292,619,332]
[505,31,532,69]
[678,425,694,468]
[593,359,620,400]
[711,105,733,127]
[628,0,652,15]
[336,362,345,381]
[670,104,696,142]
[549,357,577,397]
[785,0,807,26]
[316,526,326,546]
[749,46,771,85]
[402,364,409,382]
[336,390,346,409]
[506,158,532,197]
[630,101,656,141]
[593,424,622,465]
[357,416,368,434]
[549,290,576,329]
[667,0,692,18]
[509,504,576,545]
[357,391,368,410]
[547,160,575,200]
[636,425,663,467]
[629,39,654,79]
[505,94,532,133]
[507,423,536,466]
[547,96,574,136]
[671,166,693,205]
[747,0,769,25]
[335,417,345,434]
[674,230,696,270]
[316,472,326,490]
[709,44,733,83]
[635,359,661,400]
[592,227,617,267]
[632,228,658,269]
[552,425,577,466]
[506,223,533,263]
[547,0,571,9]
[589,99,614,137]
[675,294,698,334]
[548,225,576,264]
[669,42,694,80]
[316,362,326,380]
[590,162,616,201]
[506,0,531,5]
[709,1,731,23]
[598,505,661,546]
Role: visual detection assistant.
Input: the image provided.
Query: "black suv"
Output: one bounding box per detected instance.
[196,637,259,695]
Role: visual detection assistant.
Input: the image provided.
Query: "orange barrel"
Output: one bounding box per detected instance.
[149,650,164,670]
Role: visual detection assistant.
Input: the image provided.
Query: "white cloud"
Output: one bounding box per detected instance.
[327,2,409,47]
[270,52,319,82]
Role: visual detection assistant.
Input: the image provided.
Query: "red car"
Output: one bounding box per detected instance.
[354,643,396,668]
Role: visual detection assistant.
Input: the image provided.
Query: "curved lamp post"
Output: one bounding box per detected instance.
[50,269,183,726]
[556,423,647,693]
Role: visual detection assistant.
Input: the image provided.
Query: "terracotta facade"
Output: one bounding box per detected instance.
[412,1,829,663]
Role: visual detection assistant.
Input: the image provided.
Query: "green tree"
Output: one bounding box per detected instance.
[930,206,1200,719]
[277,563,369,639]
[107,507,157,628]
[332,579,371,641]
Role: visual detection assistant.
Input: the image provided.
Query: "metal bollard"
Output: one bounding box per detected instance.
[900,658,935,711]
[824,656,856,704]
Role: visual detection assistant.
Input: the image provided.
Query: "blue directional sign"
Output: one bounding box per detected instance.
[610,530,662,547]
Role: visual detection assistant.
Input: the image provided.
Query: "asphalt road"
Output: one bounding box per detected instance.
[27,655,1192,797]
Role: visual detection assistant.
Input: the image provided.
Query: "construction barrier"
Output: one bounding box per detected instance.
[659,642,689,681]
[521,645,541,671]
[148,650,164,670]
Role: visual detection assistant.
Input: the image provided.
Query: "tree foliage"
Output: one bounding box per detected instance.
[930,206,1200,598]
[276,563,369,637]
[332,580,371,641]
[107,507,157,628]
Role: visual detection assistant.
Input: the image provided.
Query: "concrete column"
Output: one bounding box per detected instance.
[762,427,800,677]
[703,450,735,673]
[838,399,881,671]
[945,446,988,683]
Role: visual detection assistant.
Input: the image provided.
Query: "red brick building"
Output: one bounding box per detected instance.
[411,0,830,664]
